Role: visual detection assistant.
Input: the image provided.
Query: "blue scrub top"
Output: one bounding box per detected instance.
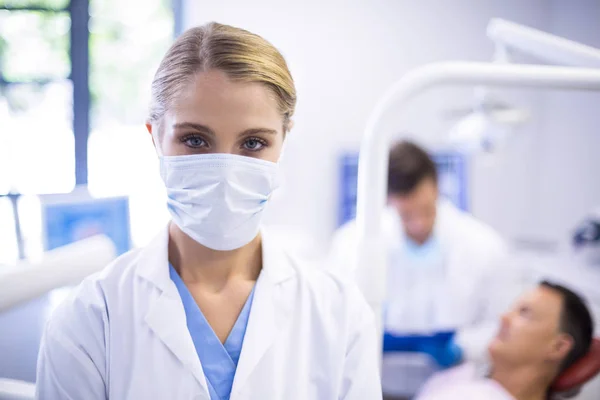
[169,265,255,400]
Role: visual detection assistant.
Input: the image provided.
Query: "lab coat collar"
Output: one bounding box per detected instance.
[136,224,296,398]
[258,226,297,284]
[136,224,172,294]
[144,289,210,396]
[137,225,209,396]
[230,227,297,397]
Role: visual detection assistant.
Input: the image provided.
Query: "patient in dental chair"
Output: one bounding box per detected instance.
[417,281,594,400]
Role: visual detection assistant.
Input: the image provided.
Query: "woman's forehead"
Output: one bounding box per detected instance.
[178,70,279,112]
[169,70,283,132]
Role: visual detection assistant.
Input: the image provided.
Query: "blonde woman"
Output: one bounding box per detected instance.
[36,23,381,400]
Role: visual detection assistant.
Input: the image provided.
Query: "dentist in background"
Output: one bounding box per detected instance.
[330,140,521,399]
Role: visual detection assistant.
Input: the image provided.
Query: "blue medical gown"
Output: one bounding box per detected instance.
[170,265,255,400]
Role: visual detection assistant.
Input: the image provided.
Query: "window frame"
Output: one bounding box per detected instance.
[0,0,181,259]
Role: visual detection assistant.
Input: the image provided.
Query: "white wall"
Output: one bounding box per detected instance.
[531,0,600,245]
[184,0,599,257]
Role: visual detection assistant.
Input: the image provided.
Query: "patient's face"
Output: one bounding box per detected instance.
[488,286,570,368]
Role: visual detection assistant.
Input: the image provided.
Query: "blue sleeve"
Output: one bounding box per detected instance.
[383,331,462,369]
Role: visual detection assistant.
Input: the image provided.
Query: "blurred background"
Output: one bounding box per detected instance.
[1,0,600,398]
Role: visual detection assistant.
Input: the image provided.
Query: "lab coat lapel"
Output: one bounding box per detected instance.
[137,226,210,397]
[145,293,210,393]
[230,229,296,397]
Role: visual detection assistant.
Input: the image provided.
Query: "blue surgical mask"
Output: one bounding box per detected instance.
[160,153,280,251]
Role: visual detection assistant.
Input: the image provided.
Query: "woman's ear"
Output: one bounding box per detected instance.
[146,122,156,149]
[283,118,294,136]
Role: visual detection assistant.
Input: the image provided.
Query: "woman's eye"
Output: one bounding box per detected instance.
[243,138,265,151]
[184,136,206,148]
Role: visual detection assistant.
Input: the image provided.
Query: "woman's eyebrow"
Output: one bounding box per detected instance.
[238,128,278,136]
[173,122,216,137]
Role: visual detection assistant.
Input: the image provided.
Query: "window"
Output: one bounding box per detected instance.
[1,82,75,195]
[0,0,178,263]
[87,0,174,247]
[0,0,69,8]
[0,4,74,196]
[0,0,75,263]
[0,10,71,81]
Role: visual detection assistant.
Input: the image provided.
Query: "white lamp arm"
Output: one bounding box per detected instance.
[487,18,600,68]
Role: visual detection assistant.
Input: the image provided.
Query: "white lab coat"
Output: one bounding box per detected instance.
[328,200,523,395]
[36,226,382,400]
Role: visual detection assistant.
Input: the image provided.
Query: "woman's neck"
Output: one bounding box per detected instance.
[168,223,262,291]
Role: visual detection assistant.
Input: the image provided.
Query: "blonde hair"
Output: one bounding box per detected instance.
[149,22,296,133]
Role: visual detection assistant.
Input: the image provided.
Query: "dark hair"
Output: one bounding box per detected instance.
[540,280,594,374]
[387,140,437,195]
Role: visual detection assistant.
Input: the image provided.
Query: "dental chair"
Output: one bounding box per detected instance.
[0,235,117,400]
[550,338,600,399]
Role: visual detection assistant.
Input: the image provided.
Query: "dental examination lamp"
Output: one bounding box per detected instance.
[447,18,600,153]
[354,19,600,361]
[487,19,600,68]
[0,234,116,312]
